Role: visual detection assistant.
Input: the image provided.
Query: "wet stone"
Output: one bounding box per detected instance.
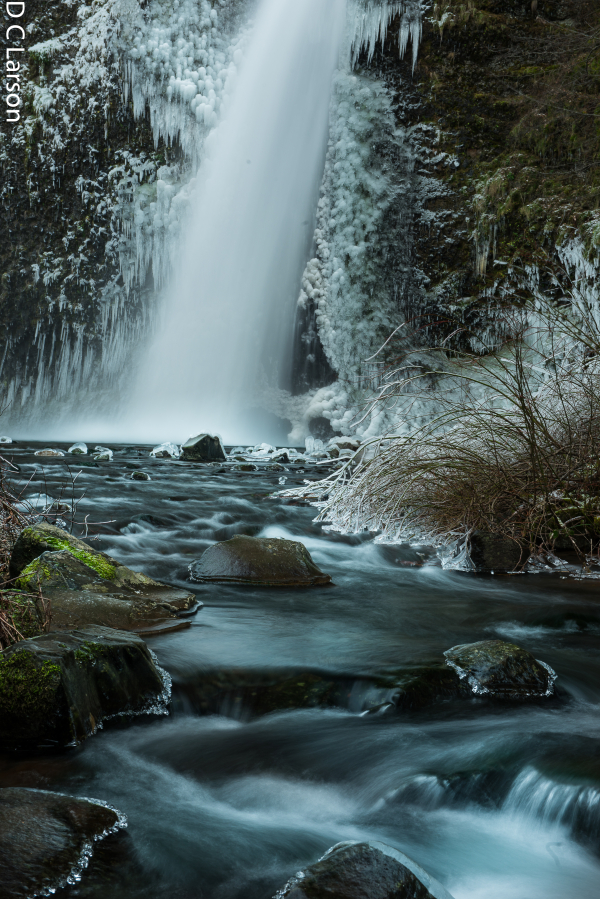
[464,531,527,572]
[181,433,226,462]
[0,626,169,750]
[0,787,125,899]
[444,639,555,699]
[190,535,332,586]
[275,840,454,899]
[10,522,195,633]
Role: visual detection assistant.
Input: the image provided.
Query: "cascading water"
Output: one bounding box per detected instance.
[122,0,347,445]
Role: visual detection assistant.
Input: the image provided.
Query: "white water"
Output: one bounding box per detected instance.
[121,0,346,445]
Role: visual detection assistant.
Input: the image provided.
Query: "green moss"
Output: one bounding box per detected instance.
[20,528,117,581]
[0,652,60,718]
[16,558,54,590]
[73,641,110,664]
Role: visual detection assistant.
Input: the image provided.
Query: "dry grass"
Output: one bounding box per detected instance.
[320,295,600,558]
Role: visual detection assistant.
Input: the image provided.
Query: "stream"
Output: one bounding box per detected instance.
[3,443,600,898]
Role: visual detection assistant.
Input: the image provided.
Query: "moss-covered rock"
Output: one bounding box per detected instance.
[15,550,192,635]
[275,840,455,899]
[0,626,169,749]
[444,639,556,698]
[190,535,332,586]
[10,522,195,619]
[0,787,125,899]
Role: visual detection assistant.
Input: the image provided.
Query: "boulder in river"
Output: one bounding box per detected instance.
[181,432,226,462]
[15,550,192,635]
[10,522,195,634]
[0,787,125,899]
[0,626,170,749]
[444,639,556,698]
[11,521,192,600]
[275,840,454,899]
[190,535,332,586]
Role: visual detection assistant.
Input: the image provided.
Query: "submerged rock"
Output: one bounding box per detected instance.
[181,432,226,462]
[275,840,454,899]
[0,626,170,749]
[444,640,555,698]
[0,787,125,899]
[190,535,332,586]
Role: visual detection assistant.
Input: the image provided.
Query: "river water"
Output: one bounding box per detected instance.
[2,443,600,898]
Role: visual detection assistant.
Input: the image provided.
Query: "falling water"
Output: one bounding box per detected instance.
[123,0,347,445]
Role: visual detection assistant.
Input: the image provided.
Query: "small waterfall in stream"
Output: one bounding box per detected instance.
[124,0,347,445]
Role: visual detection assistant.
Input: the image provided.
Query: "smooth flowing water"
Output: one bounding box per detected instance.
[125,0,346,446]
[3,443,600,898]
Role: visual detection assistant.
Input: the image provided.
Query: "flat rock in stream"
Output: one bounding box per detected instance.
[0,787,124,899]
[0,626,169,749]
[10,522,195,634]
[190,535,332,586]
[275,840,454,899]
[444,639,555,698]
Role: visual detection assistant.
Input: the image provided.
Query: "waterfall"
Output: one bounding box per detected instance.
[120,0,346,445]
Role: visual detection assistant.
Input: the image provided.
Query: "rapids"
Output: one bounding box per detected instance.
[2,443,600,898]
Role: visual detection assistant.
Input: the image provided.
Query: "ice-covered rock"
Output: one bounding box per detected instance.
[34,448,64,457]
[0,787,125,897]
[68,442,87,454]
[444,640,556,699]
[150,442,181,458]
[275,840,454,899]
[93,446,113,461]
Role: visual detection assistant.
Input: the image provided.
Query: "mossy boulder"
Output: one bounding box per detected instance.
[0,787,124,899]
[276,840,454,899]
[0,626,169,749]
[181,433,226,462]
[15,551,191,635]
[189,535,332,586]
[444,640,556,699]
[10,522,195,628]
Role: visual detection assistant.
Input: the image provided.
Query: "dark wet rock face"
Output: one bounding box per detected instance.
[0,626,169,750]
[444,640,555,699]
[465,531,527,572]
[10,522,195,634]
[276,841,454,899]
[191,535,332,586]
[181,433,226,462]
[0,787,124,899]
